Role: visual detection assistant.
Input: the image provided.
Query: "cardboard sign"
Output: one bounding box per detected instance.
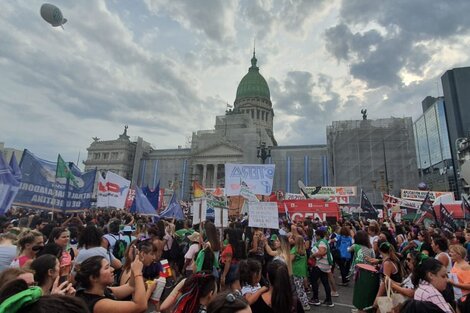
[248,202,279,229]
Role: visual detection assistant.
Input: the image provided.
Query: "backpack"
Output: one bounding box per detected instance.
[109,234,127,261]
[336,235,352,260]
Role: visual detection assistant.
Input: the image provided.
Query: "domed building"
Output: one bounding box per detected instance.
[85,52,330,202]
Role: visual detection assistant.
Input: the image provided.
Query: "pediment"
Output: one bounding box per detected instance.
[192,142,243,157]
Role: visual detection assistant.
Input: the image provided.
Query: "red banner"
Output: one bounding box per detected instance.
[277,199,340,221]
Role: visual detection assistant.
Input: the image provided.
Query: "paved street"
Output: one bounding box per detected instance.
[306,272,355,313]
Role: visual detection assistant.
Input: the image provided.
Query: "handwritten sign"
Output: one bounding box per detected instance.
[224,164,275,196]
[248,202,279,229]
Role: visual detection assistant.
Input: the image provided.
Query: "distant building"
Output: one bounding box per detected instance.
[413,96,456,192]
[441,66,470,197]
[0,142,23,163]
[83,127,153,195]
[327,117,419,205]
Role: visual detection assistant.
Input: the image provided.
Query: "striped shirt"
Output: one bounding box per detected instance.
[414,280,452,313]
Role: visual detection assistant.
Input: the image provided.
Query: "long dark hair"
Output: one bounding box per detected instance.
[75,256,105,289]
[78,225,103,249]
[30,254,59,287]
[354,230,371,248]
[411,257,443,288]
[239,259,261,286]
[204,221,220,252]
[174,273,216,313]
[268,260,293,313]
[227,228,245,260]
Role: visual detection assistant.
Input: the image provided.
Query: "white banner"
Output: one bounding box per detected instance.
[304,186,357,196]
[248,202,279,229]
[383,194,422,210]
[224,163,275,196]
[284,192,349,204]
[214,207,229,227]
[96,171,130,209]
[400,189,454,201]
[192,199,207,225]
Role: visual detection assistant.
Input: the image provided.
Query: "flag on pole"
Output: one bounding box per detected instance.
[360,190,376,213]
[418,192,440,225]
[9,153,21,182]
[56,154,79,188]
[143,182,159,209]
[439,203,458,232]
[160,193,184,220]
[132,186,159,216]
[212,187,224,198]
[284,203,292,223]
[193,181,205,198]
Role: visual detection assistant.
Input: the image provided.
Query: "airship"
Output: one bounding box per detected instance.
[40,3,67,28]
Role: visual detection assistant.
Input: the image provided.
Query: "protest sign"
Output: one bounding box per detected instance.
[248,202,279,229]
[224,164,275,196]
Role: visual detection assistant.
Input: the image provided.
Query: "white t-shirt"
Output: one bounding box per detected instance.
[241,283,261,296]
[369,235,379,249]
[184,243,200,271]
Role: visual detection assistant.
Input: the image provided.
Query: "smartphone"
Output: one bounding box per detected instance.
[59,276,68,284]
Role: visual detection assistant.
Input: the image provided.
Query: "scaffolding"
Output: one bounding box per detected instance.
[327,118,419,205]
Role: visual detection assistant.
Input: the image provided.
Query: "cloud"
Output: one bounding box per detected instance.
[324,0,470,88]
[144,0,237,44]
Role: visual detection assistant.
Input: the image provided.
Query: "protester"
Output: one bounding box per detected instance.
[309,228,334,307]
[335,226,353,286]
[30,254,75,295]
[75,224,122,271]
[448,244,470,311]
[250,260,304,313]
[10,229,44,268]
[291,235,309,310]
[207,290,251,313]
[221,228,244,290]
[238,258,267,305]
[75,255,155,313]
[0,232,18,272]
[49,227,77,279]
[412,257,453,313]
[184,232,201,277]
[172,272,217,313]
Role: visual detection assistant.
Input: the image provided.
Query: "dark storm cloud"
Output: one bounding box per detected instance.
[324,0,470,88]
[270,71,343,144]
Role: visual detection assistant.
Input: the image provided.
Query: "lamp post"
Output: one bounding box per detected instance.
[257,142,272,164]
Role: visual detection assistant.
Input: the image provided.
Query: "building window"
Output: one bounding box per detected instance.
[93,153,100,159]
[257,109,260,119]
[251,109,254,119]
[103,153,109,160]
[261,111,265,120]
[110,152,119,160]
[266,112,269,121]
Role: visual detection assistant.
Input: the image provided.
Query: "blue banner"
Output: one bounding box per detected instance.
[14,150,96,212]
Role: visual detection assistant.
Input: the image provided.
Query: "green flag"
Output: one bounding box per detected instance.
[56,154,79,188]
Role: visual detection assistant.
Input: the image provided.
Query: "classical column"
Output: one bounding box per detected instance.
[202,164,207,187]
[213,164,218,188]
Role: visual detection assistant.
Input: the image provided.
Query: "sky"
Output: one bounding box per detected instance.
[2,0,470,165]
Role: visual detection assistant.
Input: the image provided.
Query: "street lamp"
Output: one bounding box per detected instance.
[257,142,272,164]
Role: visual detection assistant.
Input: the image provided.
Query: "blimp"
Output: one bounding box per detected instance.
[40,3,67,28]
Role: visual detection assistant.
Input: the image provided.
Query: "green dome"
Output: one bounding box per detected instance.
[236,53,270,101]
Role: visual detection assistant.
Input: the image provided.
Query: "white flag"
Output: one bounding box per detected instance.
[96,171,130,209]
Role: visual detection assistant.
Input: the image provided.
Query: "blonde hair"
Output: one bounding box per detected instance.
[449,244,467,259]
[17,229,43,252]
[294,235,306,256]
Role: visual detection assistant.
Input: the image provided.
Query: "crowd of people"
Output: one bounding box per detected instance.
[0,207,469,313]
